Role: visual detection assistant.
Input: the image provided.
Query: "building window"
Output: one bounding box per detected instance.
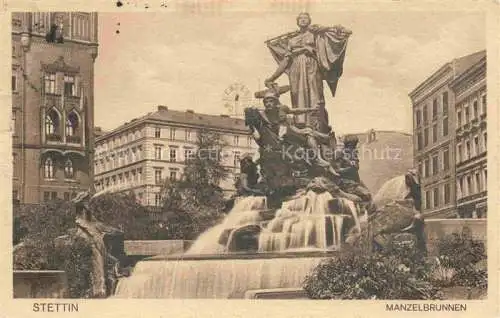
[64,192,70,201]
[432,124,437,143]
[465,141,471,160]
[11,111,16,133]
[432,98,438,120]
[481,94,486,114]
[442,117,448,136]
[423,105,428,124]
[137,168,142,182]
[154,145,162,160]
[433,187,439,208]
[473,100,478,119]
[247,136,252,147]
[233,151,241,167]
[170,148,177,162]
[473,136,479,157]
[118,174,123,184]
[466,176,472,195]
[465,106,470,124]
[44,157,55,179]
[417,133,423,151]
[155,128,161,138]
[457,110,462,128]
[418,162,423,178]
[66,111,79,138]
[170,128,176,140]
[12,74,17,91]
[432,155,438,176]
[444,183,451,204]
[443,148,449,171]
[184,148,193,162]
[423,128,429,147]
[44,73,56,94]
[475,172,481,193]
[64,159,74,179]
[442,92,448,115]
[12,153,18,178]
[64,75,76,96]
[155,193,162,207]
[185,129,191,141]
[169,170,177,181]
[45,109,60,137]
[44,192,50,202]
[483,132,487,152]
[457,144,462,163]
[458,177,464,198]
[424,159,429,178]
[425,191,431,210]
[233,135,239,146]
[415,110,422,127]
[155,169,162,184]
[484,169,487,188]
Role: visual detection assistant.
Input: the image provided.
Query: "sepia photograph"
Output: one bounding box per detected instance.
[5,2,496,313]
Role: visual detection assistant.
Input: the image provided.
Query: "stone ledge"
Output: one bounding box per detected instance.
[14,270,68,298]
[244,288,308,299]
[124,240,193,256]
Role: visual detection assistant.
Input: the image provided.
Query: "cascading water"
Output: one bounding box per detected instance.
[114,190,361,298]
[114,256,327,298]
[185,196,267,255]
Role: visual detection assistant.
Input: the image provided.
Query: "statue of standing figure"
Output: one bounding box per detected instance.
[265,12,351,133]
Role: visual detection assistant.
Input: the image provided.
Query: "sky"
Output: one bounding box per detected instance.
[94,11,485,135]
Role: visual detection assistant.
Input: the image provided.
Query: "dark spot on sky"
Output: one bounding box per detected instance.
[116,30,120,34]
[145,4,149,9]
[116,1,123,7]
[117,22,121,26]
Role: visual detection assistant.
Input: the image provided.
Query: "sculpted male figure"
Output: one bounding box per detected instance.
[335,135,372,205]
[256,87,339,177]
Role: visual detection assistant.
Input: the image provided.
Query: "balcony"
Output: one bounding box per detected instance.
[66,135,81,144]
[46,133,62,142]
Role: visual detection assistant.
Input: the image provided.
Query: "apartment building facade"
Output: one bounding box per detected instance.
[451,55,487,218]
[94,106,258,206]
[409,50,486,218]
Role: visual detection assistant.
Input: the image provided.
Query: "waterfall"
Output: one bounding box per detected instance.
[114,256,327,298]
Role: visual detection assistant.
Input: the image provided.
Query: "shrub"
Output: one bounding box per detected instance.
[434,231,487,289]
[303,246,442,300]
[53,231,94,298]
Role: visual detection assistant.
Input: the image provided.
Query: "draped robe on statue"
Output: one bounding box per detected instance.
[266,25,349,132]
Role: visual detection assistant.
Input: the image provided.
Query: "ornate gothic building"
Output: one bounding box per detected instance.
[11,12,98,203]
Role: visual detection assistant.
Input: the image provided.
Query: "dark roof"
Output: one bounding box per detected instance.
[146,108,248,132]
[409,50,486,98]
[96,107,250,141]
[453,50,486,77]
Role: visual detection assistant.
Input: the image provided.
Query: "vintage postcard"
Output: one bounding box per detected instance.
[0,0,499,317]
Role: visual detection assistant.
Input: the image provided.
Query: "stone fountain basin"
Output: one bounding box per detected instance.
[114,250,337,299]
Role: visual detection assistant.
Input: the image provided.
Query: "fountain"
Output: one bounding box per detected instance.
[113,14,423,299]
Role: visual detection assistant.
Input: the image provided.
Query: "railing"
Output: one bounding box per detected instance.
[66,135,81,144]
[46,134,62,142]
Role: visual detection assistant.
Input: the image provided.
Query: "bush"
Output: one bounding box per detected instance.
[303,246,442,300]
[434,231,487,289]
[53,232,94,298]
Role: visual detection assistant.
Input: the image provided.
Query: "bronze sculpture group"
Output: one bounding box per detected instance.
[239,12,425,252]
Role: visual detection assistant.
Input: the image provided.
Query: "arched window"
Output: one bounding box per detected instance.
[64,159,74,179]
[45,109,60,137]
[44,157,55,179]
[66,111,79,137]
